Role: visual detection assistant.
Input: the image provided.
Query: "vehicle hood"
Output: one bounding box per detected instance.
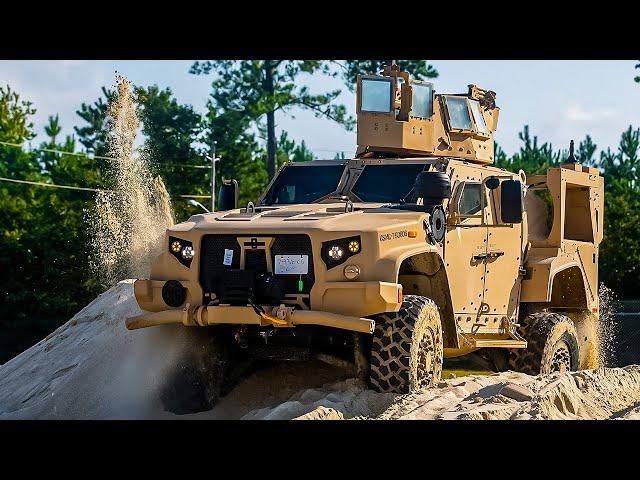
[169,203,426,235]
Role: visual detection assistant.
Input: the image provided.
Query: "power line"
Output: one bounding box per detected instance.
[0,176,209,199]
[0,176,103,192]
[0,141,209,169]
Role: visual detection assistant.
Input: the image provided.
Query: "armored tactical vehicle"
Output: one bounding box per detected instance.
[127,65,604,408]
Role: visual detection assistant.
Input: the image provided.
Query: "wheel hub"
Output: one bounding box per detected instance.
[550,342,571,373]
[414,330,435,388]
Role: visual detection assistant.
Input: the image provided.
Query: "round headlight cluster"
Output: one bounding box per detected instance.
[348,240,360,253]
[169,236,195,266]
[181,245,195,260]
[328,245,344,261]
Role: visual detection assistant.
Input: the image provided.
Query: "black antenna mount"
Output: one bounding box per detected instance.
[566,140,577,164]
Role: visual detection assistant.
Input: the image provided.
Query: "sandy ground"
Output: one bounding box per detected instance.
[1,280,639,420]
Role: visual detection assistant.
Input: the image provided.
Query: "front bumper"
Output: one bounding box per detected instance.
[130,278,403,333]
[126,304,375,334]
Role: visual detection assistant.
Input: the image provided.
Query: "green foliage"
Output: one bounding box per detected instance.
[496,124,640,297]
[74,87,114,157]
[597,127,640,296]
[495,125,563,174]
[0,88,101,362]
[191,60,352,126]
[135,85,207,221]
[191,60,353,181]
[275,131,315,165]
[338,60,438,92]
[0,85,36,144]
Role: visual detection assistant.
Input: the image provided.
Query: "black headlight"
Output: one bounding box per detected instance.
[321,235,361,270]
[169,236,195,268]
[162,280,186,307]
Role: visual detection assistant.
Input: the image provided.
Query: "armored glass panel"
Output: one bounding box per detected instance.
[361,78,392,113]
[459,183,482,215]
[469,99,489,135]
[411,83,433,118]
[351,164,426,203]
[262,164,344,205]
[445,96,472,130]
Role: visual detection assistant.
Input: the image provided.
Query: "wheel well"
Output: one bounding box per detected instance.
[398,252,457,348]
[550,266,588,309]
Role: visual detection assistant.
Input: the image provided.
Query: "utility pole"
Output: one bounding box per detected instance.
[209,141,220,212]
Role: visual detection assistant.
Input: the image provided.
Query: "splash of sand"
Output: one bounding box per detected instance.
[88,74,174,285]
[597,283,618,365]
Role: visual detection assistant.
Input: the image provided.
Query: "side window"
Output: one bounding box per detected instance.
[444,96,472,130]
[361,78,393,113]
[468,99,489,135]
[459,183,482,215]
[411,82,433,118]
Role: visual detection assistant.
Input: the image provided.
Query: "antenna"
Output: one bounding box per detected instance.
[566,139,577,164]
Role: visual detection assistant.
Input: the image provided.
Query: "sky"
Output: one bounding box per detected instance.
[1,60,639,158]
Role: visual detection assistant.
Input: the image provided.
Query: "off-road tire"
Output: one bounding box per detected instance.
[159,327,228,414]
[370,295,443,393]
[509,312,580,375]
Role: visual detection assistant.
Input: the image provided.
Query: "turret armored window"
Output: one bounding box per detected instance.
[360,77,393,113]
[469,99,489,136]
[444,96,473,131]
[411,82,434,118]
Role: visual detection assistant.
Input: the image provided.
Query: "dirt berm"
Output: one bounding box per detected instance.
[1,281,639,420]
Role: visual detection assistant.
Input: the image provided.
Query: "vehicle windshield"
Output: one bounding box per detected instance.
[351,164,426,203]
[261,164,345,205]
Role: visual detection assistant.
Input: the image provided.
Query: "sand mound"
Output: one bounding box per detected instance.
[1,281,639,420]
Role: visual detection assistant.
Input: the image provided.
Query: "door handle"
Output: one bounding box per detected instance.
[473,251,504,261]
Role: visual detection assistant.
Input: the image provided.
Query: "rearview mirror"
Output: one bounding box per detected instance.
[501,179,523,223]
[218,179,238,211]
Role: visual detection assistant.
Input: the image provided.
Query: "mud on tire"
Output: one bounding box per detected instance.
[509,312,580,375]
[159,327,228,414]
[370,295,443,393]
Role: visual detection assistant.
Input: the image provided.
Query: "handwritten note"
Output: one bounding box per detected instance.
[275,255,309,275]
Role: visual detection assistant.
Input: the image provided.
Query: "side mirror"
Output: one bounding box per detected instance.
[500,179,523,223]
[414,171,451,206]
[485,177,500,190]
[218,179,238,211]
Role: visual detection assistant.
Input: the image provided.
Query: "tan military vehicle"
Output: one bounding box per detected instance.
[127,65,604,410]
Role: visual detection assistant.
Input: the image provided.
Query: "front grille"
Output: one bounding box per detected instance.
[199,235,241,293]
[271,235,314,295]
[199,234,314,304]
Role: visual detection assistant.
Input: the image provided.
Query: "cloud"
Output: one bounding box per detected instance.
[566,103,615,122]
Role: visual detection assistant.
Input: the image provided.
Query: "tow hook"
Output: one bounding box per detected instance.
[259,329,274,345]
[234,325,248,349]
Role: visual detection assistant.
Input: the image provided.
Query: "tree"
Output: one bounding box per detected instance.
[495,125,564,174]
[135,85,207,221]
[635,62,640,84]
[0,86,101,362]
[596,126,640,296]
[337,60,438,91]
[275,131,315,165]
[74,87,114,158]
[190,60,354,180]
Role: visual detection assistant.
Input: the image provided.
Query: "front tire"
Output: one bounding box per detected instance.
[370,295,443,393]
[509,312,580,375]
[159,327,228,414]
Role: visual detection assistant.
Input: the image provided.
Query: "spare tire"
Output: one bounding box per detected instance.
[413,171,451,205]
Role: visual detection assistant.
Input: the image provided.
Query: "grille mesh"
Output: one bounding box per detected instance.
[271,235,314,294]
[199,234,314,300]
